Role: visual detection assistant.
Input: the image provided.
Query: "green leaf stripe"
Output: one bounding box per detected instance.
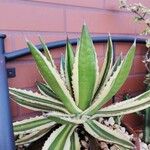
[42,125,75,150]
[92,90,150,118]
[84,120,134,149]
[16,128,50,145]
[14,116,55,135]
[37,82,59,99]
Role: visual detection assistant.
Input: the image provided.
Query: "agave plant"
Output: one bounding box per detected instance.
[10,24,150,150]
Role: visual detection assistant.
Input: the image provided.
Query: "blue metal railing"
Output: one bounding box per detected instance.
[5,35,146,61]
[0,34,15,150]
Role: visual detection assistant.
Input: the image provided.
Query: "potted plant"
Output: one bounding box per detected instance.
[10,24,150,150]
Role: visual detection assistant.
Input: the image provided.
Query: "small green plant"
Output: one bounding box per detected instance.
[119,0,150,143]
[10,25,150,149]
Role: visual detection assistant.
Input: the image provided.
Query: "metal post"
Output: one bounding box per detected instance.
[0,34,15,150]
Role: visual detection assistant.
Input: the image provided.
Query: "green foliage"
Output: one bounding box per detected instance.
[10,24,150,149]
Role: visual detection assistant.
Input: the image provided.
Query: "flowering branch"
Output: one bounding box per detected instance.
[119,0,150,38]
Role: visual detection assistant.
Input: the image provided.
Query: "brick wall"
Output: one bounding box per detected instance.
[2,0,149,120]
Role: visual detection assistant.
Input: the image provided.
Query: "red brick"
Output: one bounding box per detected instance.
[115,90,145,103]
[135,21,147,34]
[115,43,134,56]
[4,33,14,52]
[133,55,146,74]
[98,57,104,69]
[7,61,43,88]
[0,3,64,32]
[14,55,34,62]
[115,43,147,75]
[19,106,36,118]
[115,43,147,56]
[66,9,136,34]
[16,108,41,121]
[95,44,105,57]
[7,57,65,89]
[104,0,121,10]
[12,33,66,52]
[136,43,147,55]
[117,74,146,95]
[50,47,65,59]
[32,0,104,8]
[10,100,18,118]
[98,55,134,75]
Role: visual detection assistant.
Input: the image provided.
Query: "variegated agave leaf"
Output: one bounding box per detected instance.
[70,132,80,150]
[10,24,150,149]
[14,116,56,146]
[13,115,55,135]
[36,82,59,99]
[39,36,56,69]
[42,125,76,150]
[60,54,66,83]
[65,39,74,94]
[92,90,150,118]
[72,25,99,110]
[10,88,69,113]
[9,88,61,105]
[95,36,114,95]
[84,120,134,149]
[15,128,50,145]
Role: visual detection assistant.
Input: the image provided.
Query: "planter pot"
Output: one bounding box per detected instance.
[122,113,144,150]
[122,113,144,135]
